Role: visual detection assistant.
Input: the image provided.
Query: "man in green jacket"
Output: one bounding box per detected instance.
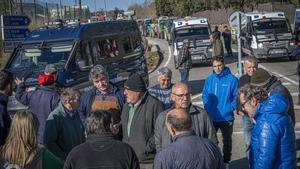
[44,88,85,160]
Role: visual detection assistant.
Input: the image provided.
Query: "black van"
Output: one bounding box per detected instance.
[5,20,148,113]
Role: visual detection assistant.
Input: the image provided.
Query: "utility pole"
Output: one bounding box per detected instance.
[20,0,24,15]
[104,0,107,17]
[79,0,82,19]
[237,12,242,77]
[46,2,49,23]
[34,0,37,23]
[60,0,63,19]
[56,3,60,19]
[94,0,97,17]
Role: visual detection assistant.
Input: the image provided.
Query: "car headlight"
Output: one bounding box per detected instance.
[290,42,295,46]
[257,43,263,49]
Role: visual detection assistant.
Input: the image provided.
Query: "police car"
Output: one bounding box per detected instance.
[171,17,212,66]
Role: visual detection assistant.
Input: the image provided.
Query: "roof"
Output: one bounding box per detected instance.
[173,17,208,28]
[23,20,139,44]
[245,12,286,21]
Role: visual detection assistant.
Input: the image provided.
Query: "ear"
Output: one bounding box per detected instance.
[170,93,175,102]
[171,127,176,136]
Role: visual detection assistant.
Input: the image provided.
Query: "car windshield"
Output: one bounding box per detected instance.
[175,26,210,38]
[252,19,291,34]
[7,41,74,82]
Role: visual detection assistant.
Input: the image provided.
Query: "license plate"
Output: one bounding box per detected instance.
[270,49,284,54]
[193,56,203,60]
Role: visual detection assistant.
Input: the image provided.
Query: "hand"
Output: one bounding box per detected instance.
[111,123,120,135]
[237,110,245,116]
[15,77,24,85]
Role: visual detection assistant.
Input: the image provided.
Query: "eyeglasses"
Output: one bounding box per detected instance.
[241,99,250,110]
[172,93,190,98]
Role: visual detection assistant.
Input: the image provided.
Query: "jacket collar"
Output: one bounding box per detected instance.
[87,132,115,142]
[173,130,195,142]
[169,104,197,115]
[57,102,78,118]
[212,66,231,78]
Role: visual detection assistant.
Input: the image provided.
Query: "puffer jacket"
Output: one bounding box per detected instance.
[250,94,296,169]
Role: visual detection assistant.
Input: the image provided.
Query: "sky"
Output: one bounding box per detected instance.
[56,0,145,12]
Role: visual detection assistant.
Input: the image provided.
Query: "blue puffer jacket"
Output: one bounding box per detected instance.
[250,94,296,169]
[202,67,238,122]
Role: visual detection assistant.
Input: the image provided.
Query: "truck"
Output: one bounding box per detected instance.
[239,11,294,60]
[171,17,212,65]
[158,16,169,39]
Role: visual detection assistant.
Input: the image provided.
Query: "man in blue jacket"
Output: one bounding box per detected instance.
[202,56,238,168]
[239,85,296,169]
[78,65,124,127]
[15,64,60,144]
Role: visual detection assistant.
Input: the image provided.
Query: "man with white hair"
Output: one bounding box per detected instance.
[149,67,173,109]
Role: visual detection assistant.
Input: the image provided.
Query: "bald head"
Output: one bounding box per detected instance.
[171,83,190,109]
[166,108,192,132]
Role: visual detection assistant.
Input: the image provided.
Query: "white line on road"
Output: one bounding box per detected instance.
[259,65,299,86]
[163,46,172,67]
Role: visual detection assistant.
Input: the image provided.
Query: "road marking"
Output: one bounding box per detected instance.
[259,65,299,86]
[163,45,172,67]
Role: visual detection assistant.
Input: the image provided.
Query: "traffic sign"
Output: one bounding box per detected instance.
[3,40,21,53]
[1,15,31,27]
[2,28,30,40]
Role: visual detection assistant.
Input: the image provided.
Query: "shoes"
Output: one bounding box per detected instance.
[225,163,230,169]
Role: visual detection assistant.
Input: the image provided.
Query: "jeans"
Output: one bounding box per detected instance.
[243,115,253,159]
[224,41,233,57]
[213,121,234,163]
[179,68,189,84]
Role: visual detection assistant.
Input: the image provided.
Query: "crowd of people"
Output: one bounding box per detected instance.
[0,34,297,169]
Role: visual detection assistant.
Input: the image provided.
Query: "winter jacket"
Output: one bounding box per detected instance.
[266,76,295,125]
[212,39,224,57]
[0,147,64,169]
[154,104,217,152]
[176,45,192,69]
[121,92,164,162]
[64,132,140,169]
[0,93,10,146]
[78,84,125,123]
[154,131,224,169]
[250,94,296,169]
[15,83,60,144]
[202,67,238,122]
[44,103,85,160]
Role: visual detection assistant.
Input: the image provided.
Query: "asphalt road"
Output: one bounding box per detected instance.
[147,37,300,169]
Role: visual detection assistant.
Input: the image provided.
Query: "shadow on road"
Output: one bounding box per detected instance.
[188,79,206,96]
[230,157,249,169]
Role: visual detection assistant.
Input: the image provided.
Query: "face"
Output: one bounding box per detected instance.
[124,88,142,104]
[93,75,109,92]
[158,75,171,90]
[244,61,257,76]
[171,85,190,109]
[212,60,224,74]
[239,93,257,118]
[64,94,81,111]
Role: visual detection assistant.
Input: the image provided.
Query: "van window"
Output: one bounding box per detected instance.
[92,38,120,60]
[122,36,133,54]
[75,42,93,71]
[132,36,142,52]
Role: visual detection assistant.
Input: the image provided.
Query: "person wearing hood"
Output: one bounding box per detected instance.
[202,56,238,168]
[14,64,60,144]
[239,85,296,169]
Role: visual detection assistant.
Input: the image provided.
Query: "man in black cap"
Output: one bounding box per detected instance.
[121,73,164,169]
[250,68,295,125]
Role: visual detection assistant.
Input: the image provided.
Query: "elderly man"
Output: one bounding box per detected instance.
[202,56,238,167]
[154,108,224,169]
[237,56,258,156]
[64,110,140,169]
[250,68,295,125]
[239,85,296,169]
[155,82,217,152]
[79,65,125,126]
[44,88,85,160]
[149,67,174,109]
[121,73,164,169]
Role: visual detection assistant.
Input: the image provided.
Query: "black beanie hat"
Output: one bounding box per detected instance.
[250,68,272,87]
[124,73,146,92]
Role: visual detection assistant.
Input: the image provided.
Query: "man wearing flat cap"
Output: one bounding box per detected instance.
[121,73,164,169]
[250,68,295,125]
